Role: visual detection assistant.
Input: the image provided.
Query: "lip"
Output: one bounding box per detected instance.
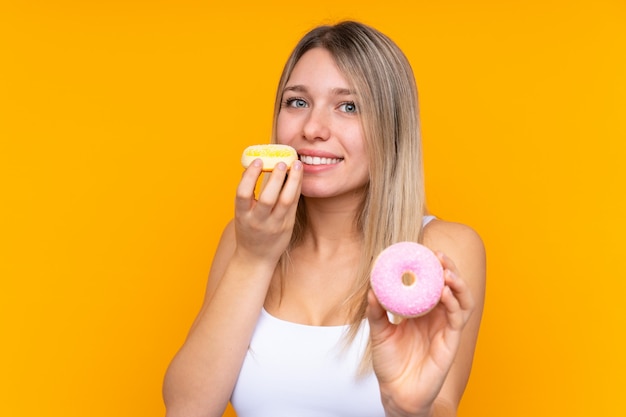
[296,148,343,159]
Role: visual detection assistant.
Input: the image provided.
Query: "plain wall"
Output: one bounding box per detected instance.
[1,1,625,416]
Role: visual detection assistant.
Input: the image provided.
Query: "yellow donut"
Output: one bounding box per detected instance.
[241,144,298,171]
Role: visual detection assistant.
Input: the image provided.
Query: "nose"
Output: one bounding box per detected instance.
[302,107,331,141]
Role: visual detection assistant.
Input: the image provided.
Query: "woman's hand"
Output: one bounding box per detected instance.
[366,252,475,417]
[233,158,303,265]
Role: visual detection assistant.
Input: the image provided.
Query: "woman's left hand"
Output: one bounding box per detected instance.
[366,252,475,417]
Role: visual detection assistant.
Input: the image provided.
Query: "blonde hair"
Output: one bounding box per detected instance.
[272,21,426,360]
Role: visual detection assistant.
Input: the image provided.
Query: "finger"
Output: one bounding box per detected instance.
[444,268,475,314]
[254,162,290,216]
[366,290,394,341]
[273,160,303,217]
[435,251,459,276]
[439,272,474,332]
[235,159,263,211]
[436,251,473,313]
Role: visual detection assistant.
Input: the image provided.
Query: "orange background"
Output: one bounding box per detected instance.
[1,1,625,416]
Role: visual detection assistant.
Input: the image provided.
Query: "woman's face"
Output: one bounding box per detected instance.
[276,47,369,200]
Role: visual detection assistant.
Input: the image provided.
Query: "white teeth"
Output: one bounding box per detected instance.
[299,155,342,165]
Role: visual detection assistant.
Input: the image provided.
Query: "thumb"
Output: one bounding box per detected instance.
[366,290,393,338]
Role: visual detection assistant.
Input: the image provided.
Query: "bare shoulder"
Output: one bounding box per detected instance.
[423,219,486,286]
[423,219,484,256]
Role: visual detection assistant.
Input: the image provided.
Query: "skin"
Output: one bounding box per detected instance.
[163,48,486,417]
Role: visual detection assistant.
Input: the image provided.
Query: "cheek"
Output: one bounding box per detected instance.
[346,129,367,158]
[356,163,370,186]
[349,134,369,183]
[275,113,296,144]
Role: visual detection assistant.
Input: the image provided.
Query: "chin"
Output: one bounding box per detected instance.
[300,183,367,201]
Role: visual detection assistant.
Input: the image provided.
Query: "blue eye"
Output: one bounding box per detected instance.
[285,98,308,108]
[340,101,358,113]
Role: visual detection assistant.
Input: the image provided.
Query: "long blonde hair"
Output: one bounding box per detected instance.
[272,21,426,351]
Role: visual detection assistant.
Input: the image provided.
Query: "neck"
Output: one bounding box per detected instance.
[300,192,363,250]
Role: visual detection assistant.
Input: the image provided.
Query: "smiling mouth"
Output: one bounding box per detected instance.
[299,155,343,165]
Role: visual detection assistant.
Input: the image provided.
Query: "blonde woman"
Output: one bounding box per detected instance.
[164,21,486,417]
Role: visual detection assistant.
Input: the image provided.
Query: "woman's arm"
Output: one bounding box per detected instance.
[163,160,303,417]
[426,221,486,415]
[367,220,486,417]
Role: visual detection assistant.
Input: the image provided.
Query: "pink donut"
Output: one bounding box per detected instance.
[370,242,444,318]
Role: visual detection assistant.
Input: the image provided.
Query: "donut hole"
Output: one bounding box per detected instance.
[401,271,416,287]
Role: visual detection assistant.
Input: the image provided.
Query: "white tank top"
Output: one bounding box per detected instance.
[230,215,437,416]
[231,309,382,417]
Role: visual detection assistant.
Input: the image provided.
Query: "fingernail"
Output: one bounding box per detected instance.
[292,160,303,171]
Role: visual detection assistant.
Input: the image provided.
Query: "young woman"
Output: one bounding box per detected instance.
[163,21,486,417]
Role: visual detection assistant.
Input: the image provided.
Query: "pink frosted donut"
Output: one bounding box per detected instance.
[370,242,444,318]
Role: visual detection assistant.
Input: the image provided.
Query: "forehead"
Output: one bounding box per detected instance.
[287,48,354,88]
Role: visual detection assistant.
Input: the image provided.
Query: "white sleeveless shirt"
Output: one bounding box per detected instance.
[231,309,382,417]
[231,215,437,416]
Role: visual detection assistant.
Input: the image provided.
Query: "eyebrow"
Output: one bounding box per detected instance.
[283,85,356,96]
